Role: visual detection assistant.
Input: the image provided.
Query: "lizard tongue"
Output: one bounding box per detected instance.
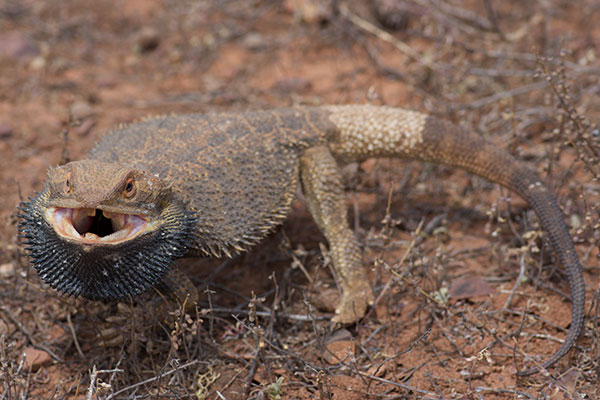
[72,208,96,234]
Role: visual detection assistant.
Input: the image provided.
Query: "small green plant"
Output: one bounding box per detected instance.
[267,376,284,400]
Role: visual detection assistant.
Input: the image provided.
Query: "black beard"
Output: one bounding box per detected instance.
[17,195,198,301]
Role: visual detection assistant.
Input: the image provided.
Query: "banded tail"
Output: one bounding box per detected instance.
[325,104,585,376]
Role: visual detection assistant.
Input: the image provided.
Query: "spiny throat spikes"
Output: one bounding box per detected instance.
[18,161,198,301]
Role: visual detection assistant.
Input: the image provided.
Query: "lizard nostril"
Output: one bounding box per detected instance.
[64,172,72,193]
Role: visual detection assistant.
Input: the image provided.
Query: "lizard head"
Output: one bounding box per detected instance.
[17,160,197,301]
[42,160,171,243]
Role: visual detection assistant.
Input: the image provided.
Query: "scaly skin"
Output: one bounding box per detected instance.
[18,105,585,376]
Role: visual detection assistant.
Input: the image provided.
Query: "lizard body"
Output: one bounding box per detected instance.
[18,105,585,376]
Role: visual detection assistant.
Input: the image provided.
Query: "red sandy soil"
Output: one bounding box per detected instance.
[1,0,599,398]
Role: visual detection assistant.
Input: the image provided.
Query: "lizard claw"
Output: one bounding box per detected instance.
[96,325,128,348]
[81,290,197,348]
[332,284,374,325]
[80,302,149,348]
[78,270,199,348]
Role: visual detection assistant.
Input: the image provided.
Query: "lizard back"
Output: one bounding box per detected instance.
[88,108,334,256]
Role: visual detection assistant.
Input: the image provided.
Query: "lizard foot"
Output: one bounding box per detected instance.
[94,302,152,348]
[83,292,196,349]
[332,284,374,325]
[81,271,199,348]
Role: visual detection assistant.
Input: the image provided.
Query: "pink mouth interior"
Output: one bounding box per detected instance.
[51,207,147,244]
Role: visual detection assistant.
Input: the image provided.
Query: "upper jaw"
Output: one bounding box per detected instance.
[46,206,155,245]
[48,197,155,216]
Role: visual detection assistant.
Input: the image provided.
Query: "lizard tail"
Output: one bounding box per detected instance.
[325,104,585,375]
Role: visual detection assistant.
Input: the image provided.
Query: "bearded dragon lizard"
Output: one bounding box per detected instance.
[18,105,585,376]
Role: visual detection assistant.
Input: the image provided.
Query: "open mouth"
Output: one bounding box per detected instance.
[47,207,150,244]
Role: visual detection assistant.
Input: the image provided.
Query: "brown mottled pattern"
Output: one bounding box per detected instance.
[89,108,333,256]
[21,104,585,376]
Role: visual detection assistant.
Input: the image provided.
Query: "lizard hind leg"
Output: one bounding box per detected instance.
[299,145,374,324]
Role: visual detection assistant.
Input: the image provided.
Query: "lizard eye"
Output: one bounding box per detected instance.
[123,178,136,198]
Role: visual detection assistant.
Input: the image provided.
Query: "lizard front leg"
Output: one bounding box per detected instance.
[299,145,374,324]
[88,268,198,348]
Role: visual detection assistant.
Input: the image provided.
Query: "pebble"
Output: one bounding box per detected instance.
[273,77,312,93]
[0,31,40,60]
[0,123,13,139]
[22,347,52,371]
[242,33,267,51]
[0,263,15,277]
[69,101,94,121]
[134,27,160,53]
